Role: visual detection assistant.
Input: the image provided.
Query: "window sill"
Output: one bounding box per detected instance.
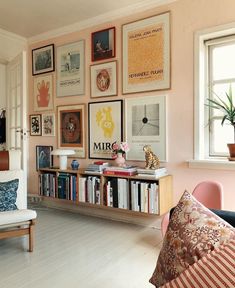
[188,159,235,170]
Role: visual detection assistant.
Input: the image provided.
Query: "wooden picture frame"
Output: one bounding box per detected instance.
[29,114,41,136]
[88,100,123,159]
[42,113,55,136]
[36,145,53,170]
[57,104,86,158]
[125,95,167,161]
[32,44,55,76]
[57,40,85,97]
[91,27,115,62]
[33,74,53,111]
[122,12,170,94]
[90,60,117,98]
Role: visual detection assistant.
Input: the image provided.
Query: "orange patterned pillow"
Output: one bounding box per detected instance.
[149,190,235,287]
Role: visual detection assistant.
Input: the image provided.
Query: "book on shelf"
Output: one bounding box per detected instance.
[104,165,137,172]
[86,162,110,172]
[103,170,137,176]
[84,170,103,175]
[137,167,167,178]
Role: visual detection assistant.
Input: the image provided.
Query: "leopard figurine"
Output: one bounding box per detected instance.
[143,145,160,169]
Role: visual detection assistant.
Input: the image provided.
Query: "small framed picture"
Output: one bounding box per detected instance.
[57,104,86,158]
[90,60,117,98]
[34,74,54,111]
[36,145,53,170]
[29,114,41,136]
[91,27,115,62]
[42,113,55,136]
[32,44,55,76]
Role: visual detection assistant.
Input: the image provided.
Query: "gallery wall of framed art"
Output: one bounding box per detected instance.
[28,9,171,178]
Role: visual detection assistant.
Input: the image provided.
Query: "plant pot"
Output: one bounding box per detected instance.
[227,143,235,160]
[114,153,126,167]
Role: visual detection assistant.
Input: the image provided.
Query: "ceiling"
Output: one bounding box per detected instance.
[0,0,169,40]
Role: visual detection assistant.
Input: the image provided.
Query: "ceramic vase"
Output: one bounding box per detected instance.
[115,153,126,167]
[71,159,79,170]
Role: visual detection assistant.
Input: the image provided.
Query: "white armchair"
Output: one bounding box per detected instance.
[0,151,37,252]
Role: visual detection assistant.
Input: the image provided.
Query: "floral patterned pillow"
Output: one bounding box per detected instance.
[0,179,19,211]
[149,190,235,287]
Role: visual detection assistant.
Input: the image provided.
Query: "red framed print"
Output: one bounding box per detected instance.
[91,27,116,62]
[57,104,85,158]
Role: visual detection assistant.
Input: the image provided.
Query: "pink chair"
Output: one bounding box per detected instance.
[161,181,223,237]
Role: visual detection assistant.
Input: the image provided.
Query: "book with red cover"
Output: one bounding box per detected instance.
[103,170,137,176]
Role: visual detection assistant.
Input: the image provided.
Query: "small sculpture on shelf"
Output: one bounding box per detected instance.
[143,145,160,169]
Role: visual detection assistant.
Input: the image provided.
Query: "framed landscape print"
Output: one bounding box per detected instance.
[88,100,123,159]
[42,113,55,136]
[32,44,55,75]
[90,60,117,98]
[57,104,85,158]
[91,27,115,62]
[125,95,167,161]
[57,40,85,97]
[36,145,53,170]
[29,114,41,136]
[34,74,53,111]
[122,12,170,94]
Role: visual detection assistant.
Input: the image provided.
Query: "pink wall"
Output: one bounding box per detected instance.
[28,0,235,211]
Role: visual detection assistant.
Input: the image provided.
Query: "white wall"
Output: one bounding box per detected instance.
[0,63,6,110]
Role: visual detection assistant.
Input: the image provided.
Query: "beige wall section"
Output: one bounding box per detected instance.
[28,0,235,211]
[0,64,6,109]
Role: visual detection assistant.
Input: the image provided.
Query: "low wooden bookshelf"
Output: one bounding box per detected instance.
[38,168,173,216]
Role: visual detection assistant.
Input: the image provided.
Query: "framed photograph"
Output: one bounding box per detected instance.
[42,113,55,136]
[29,114,41,136]
[57,40,85,97]
[32,44,55,76]
[36,145,53,170]
[125,95,167,161]
[122,12,170,94]
[88,100,123,159]
[91,27,115,62]
[57,104,85,158]
[90,60,117,98]
[34,74,53,111]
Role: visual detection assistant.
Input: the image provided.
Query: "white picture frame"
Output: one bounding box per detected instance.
[57,40,85,97]
[42,113,55,136]
[125,95,167,161]
[122,12,170,94]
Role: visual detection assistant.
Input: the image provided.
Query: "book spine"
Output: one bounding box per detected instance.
[103,170,137,176]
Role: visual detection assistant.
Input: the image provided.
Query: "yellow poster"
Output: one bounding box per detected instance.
[128,24,164,85]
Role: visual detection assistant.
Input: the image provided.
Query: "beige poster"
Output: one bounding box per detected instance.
[128,24,164,85]
[122,12,170,94]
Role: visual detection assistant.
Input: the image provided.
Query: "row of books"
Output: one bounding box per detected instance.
[39,172,77,201]
[79,176,101,204]
[103,178,159,214]
[84,161,110,174]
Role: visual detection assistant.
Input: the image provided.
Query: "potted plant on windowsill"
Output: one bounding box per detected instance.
[206,85,235,160]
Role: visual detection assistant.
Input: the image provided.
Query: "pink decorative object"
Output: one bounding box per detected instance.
[114,152,126,167]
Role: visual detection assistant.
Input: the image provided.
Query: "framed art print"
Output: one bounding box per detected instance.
[125,95,167,161]
[36,145,53,170]
[90,60,117,98]
[91,27,115,62]
[29,114,41,136]
[88,100,123,159]
[32,44,55,75]
[57,40,85,97]
[57,104,85,158]
[34,74,53,111]
[42,113,55,136]
[122,12,170,94]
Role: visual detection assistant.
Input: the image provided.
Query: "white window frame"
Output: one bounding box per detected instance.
[189,22,235,170]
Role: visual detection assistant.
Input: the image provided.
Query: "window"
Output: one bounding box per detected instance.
[194,23,235,165]
[207,37,235,157]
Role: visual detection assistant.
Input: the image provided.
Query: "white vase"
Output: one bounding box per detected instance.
[115,153,126,167]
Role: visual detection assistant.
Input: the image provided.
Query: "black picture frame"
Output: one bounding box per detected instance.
[29,114,42,136]
[36,145,53,170]
[88,100,123,159]
[32,44,55,76]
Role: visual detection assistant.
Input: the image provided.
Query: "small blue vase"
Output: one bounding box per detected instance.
[71,159,79,170]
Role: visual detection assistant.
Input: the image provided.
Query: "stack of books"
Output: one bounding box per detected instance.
[85,161,110,174]
[137,167,167,178]
[103,165,137,176]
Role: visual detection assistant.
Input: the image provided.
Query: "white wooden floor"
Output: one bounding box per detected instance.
[0,208,162,288]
